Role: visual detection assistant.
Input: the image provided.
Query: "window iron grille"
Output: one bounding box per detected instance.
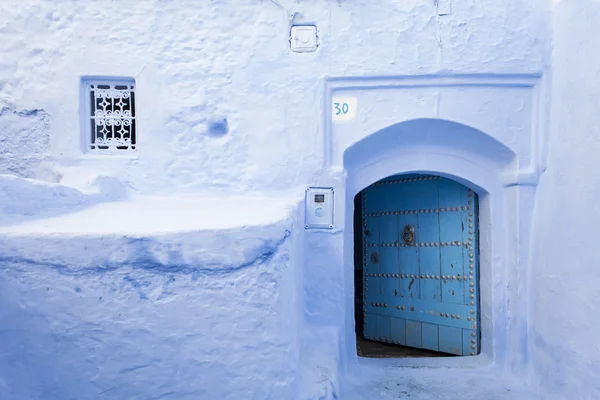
[87,81,136,151]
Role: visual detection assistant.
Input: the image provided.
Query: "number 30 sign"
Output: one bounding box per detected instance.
[332,97,357,121]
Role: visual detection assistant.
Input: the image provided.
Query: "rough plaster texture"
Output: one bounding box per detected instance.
[0,108,58,182]
[0,0,548,194]
[0,211,299,400]
[3,0,600,399]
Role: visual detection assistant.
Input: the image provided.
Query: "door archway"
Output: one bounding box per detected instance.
[340,118,519,370]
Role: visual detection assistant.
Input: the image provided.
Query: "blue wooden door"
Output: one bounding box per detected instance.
[361,174,479,356]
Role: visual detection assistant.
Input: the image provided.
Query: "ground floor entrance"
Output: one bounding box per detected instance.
[354,173,480,357]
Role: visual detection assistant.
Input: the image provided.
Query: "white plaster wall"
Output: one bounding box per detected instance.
[529,2,600,398]
[0,108,59,182]
[0,217,301,400]
[0,0,549,194]
[6,0,589,399]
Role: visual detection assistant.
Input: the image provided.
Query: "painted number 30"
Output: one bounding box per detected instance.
[334,102,349,115]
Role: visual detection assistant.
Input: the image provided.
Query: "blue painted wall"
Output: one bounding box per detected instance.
[0,226,301,400]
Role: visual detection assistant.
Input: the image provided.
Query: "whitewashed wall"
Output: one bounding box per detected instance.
[4,0,600,399]
[529,1,600,398]
[0,0,548,194]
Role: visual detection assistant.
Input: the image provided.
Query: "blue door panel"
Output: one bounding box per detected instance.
[417,213,441,302]
[376,314,391,342]
[379,213,399,297]
[406,320,422,348]
[422,322,439,351]
[391,317,406,345]
[362,174,479,356]
[439,208,464,305]
[364,297,477,329]
[379,247,399,296]
[383,181,402,211]
[364,312,377,340]
[412,181,439,210]
[419,247,441,302]
[439,325,463,355]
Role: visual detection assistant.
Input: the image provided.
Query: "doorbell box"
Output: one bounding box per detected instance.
[305,187,334,229]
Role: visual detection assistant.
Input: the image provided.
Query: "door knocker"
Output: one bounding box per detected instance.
[402,224,415,245]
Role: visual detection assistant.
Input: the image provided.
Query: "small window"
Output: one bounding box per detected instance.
[83,78,136,152]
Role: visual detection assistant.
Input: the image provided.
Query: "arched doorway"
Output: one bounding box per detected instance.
[339,118,519,367]
[353,173,480,358]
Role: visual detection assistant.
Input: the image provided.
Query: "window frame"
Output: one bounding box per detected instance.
[80,76,137,154]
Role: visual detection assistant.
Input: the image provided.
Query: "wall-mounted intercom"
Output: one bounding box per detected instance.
[305,187,334,229]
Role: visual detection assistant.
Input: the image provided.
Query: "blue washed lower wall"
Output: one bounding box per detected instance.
[0,227,300,400]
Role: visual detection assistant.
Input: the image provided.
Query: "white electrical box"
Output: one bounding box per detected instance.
[290,25,318,53]
[305,187,334,229]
